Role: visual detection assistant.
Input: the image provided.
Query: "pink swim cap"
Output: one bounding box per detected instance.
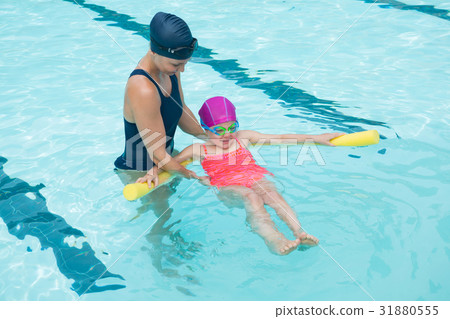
[198,96,237,127]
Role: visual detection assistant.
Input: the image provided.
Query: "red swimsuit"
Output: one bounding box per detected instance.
[201,139,272,188]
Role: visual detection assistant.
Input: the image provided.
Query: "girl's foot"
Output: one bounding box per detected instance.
[295,232,319,246]
[267,236,301,255]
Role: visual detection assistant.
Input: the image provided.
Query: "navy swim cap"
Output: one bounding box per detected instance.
[150,12,197,60]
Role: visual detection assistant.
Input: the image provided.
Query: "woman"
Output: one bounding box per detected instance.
[114,12,207,186]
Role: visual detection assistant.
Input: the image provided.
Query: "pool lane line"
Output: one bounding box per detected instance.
[0,156,126,296]
[251,0,380,128]
[77,178,200,299]
[63,0,390,134]
[357,0,450,22]
[250,177,376,301]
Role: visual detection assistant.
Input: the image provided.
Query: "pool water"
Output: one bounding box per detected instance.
[0,0,449,300]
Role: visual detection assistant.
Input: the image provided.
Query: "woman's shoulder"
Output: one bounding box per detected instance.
[127,74,159,96]
[125,75,162,117]
[126,70,160,98]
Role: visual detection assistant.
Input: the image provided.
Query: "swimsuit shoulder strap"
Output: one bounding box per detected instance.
[234,137,244,149]
[202,144,208,155]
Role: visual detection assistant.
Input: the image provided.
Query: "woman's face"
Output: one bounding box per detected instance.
[206,121,238,149]
[154,54,190,75]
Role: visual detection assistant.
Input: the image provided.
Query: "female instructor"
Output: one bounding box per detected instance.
[114,12,206,186]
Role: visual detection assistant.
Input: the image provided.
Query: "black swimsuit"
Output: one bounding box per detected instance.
[114,69,183,171]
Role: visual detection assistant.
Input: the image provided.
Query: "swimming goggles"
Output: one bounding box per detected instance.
[151,37,198,58]
[201,119,239,136]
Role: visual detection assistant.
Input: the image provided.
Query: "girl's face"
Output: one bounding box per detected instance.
[206,121,238,149]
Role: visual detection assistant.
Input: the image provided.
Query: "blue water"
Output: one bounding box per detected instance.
[0,0,449,300]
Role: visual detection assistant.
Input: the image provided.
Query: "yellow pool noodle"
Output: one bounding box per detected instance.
[123,160,192,201]
[123,130,379,201]
[330,130,379,146]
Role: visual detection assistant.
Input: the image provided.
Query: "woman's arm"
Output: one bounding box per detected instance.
[135,143,204,186]
[237,130,345,146]
[127,77,198,183]
[175,73,208,140]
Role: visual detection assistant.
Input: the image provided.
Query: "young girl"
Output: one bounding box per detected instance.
[173,96,343,255]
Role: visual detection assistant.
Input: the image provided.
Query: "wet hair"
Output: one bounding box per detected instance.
[150,12,195,60]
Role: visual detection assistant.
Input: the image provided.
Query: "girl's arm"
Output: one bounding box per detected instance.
[237,130,345,146]
[172,143,203,164]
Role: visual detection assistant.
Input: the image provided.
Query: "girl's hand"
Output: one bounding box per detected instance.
[182,169,199,179]
[183,169,211,185]
[135,166,159,188]
[182,169,210,183]
[314,132,346,146]
[197,176,211,186]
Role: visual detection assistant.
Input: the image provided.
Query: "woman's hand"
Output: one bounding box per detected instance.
[135,166,159,187]
[314,132,346,146]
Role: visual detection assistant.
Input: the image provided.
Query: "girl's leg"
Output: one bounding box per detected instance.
[251,179,319,246]
[220,186,301,255]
